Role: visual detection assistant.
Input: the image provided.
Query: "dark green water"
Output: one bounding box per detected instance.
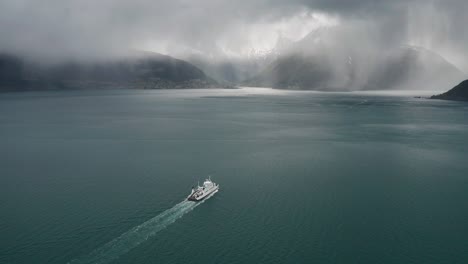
[1,88,468,264]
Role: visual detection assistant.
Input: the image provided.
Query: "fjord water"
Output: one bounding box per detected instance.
[1,88,468,264]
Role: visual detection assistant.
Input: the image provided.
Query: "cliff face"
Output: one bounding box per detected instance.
[431,80,468,101]
[0,52,221,91]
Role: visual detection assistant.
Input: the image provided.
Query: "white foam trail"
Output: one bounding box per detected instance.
[69,192,217,264]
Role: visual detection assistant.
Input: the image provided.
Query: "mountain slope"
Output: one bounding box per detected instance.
[364,47,464,91]
[244,53,333,90]
[431,79,468,101]
[245,46,464,91]
[185,53,276,85]
[0,52,221,91]
[243,25,463,91]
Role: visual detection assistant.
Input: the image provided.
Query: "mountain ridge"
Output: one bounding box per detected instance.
[0,51,224,91]
[431,79,468,101]
[244,45,464,91]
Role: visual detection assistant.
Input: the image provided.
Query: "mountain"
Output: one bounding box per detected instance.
[244,26,464,91]
[179,35,293,85]
[185,55,258,85]
[364,47,464,91]
[243,53,333,90]
[0,52,222,91]
[184,51,277,85]
[244,46,464,91]
[431,79,468,101]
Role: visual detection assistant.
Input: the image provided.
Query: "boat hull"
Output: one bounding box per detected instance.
[187,186,219,202]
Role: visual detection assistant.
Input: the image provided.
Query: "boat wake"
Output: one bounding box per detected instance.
[69,191,217,264]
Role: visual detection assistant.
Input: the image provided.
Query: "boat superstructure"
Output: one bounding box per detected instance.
[187,177,219,201]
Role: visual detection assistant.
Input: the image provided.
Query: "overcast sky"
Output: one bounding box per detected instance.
[0,0,467,71]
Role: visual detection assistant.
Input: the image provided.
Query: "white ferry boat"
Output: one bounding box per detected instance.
[187,177,219,201]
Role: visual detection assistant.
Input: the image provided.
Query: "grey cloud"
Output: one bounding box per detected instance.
[0,0,467,71]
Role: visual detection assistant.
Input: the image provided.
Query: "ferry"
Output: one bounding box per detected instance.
[187,177,219,201]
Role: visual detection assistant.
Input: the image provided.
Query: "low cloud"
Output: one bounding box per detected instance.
[0,0,466,71]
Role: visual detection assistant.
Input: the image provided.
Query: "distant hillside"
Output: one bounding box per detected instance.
[244,46,464,91]
[244,53,333,90]
[242,25,463,91]
[185,54,275,85]
[180,35,292,84]
[431,80,468,101]
[364,47,464,91]
[0,52,222,91]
